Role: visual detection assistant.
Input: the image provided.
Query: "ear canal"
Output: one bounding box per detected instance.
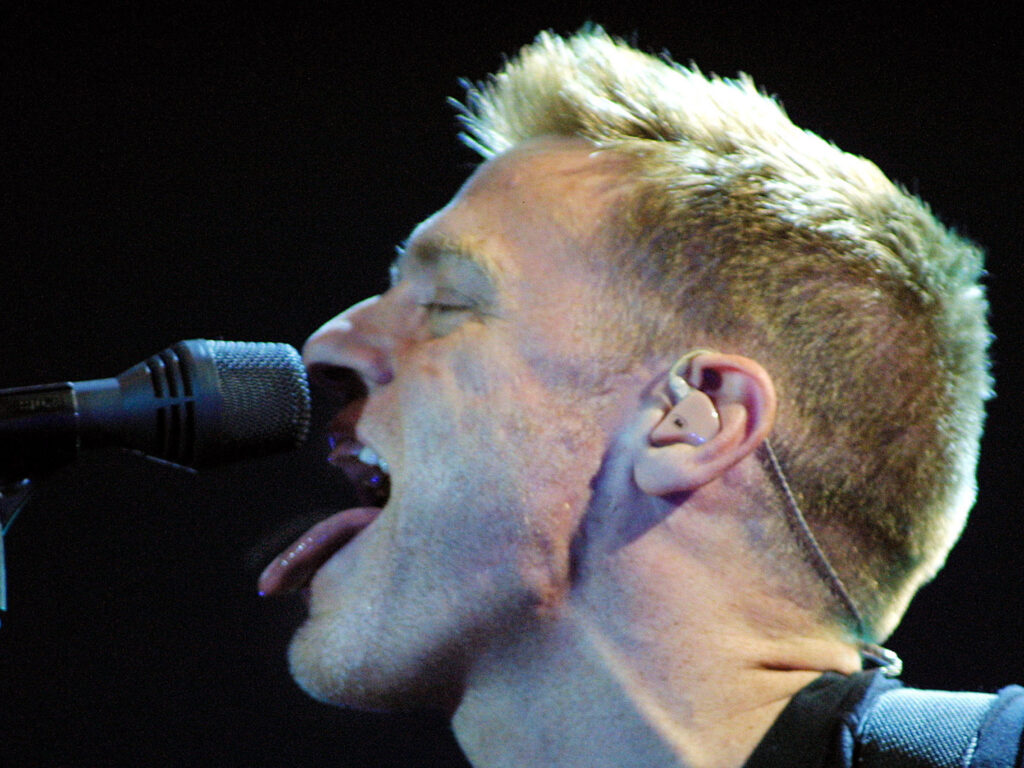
[651,389,721,446]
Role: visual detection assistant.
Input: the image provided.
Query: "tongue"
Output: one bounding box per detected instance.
[258,507,382,596]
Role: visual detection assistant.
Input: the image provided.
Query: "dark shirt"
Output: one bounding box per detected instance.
[744,671,1024,768]
[744,671,880,767]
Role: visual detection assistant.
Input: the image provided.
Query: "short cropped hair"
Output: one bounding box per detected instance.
[455,28,991,640]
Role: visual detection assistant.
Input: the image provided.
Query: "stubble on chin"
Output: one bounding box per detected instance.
[287,613,414,711]
[285,596,471,713]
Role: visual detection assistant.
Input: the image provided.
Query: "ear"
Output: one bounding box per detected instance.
[634,352,777,498]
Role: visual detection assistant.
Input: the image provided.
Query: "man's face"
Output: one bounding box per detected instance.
[282,137,640,710]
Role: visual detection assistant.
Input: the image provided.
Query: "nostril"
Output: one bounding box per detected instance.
[308,364,369,404]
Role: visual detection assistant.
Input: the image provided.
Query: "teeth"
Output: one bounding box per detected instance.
[357,445,390,474]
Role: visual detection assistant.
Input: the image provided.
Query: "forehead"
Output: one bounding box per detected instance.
[459,136,624,207]
[394,137,627,284]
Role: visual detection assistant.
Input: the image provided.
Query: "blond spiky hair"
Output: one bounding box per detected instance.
[455,28,991,639]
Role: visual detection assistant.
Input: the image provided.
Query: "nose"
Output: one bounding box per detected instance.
[302,295,395,401]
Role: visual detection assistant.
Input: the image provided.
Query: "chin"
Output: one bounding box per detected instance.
[286,612,464,713]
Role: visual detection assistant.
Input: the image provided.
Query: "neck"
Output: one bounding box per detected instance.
[451,495,861,768]
[453,615,833,768]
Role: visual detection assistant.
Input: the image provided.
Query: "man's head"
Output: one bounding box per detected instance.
[454,28,991,640]
[275,28,989,711]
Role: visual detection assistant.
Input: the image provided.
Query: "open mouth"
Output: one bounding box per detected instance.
[257,437,390,597]
[327,436,391,508]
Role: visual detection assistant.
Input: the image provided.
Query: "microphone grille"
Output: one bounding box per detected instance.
[201,340,311,459]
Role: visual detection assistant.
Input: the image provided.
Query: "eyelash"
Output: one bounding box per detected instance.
[420,302,470,313]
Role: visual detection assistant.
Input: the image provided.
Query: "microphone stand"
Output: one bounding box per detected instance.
[1,476,37,622]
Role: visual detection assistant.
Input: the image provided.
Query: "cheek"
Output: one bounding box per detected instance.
[448,331,508,397]
[514,288,612,386]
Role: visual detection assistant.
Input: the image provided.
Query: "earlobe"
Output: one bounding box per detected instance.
[634,351,777,498]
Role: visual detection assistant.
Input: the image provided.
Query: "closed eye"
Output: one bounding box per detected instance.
[419,286,476,314]
[421,302,472,313]
[418,297,477,337]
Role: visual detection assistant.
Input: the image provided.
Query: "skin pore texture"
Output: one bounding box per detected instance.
[287,137,861,768]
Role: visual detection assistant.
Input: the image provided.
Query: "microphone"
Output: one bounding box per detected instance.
[0,339,311,477]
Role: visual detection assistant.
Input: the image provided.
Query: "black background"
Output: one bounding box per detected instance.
[1,4,1021,766]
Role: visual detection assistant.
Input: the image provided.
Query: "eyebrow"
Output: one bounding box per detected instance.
[390,235,501,288]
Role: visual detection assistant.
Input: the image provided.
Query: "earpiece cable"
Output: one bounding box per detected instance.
[763,439,902,677]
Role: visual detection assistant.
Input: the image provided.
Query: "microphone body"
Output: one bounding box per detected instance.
[0,339,311,477]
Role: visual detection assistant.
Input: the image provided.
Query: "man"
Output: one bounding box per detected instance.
[259,29,1022,767]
